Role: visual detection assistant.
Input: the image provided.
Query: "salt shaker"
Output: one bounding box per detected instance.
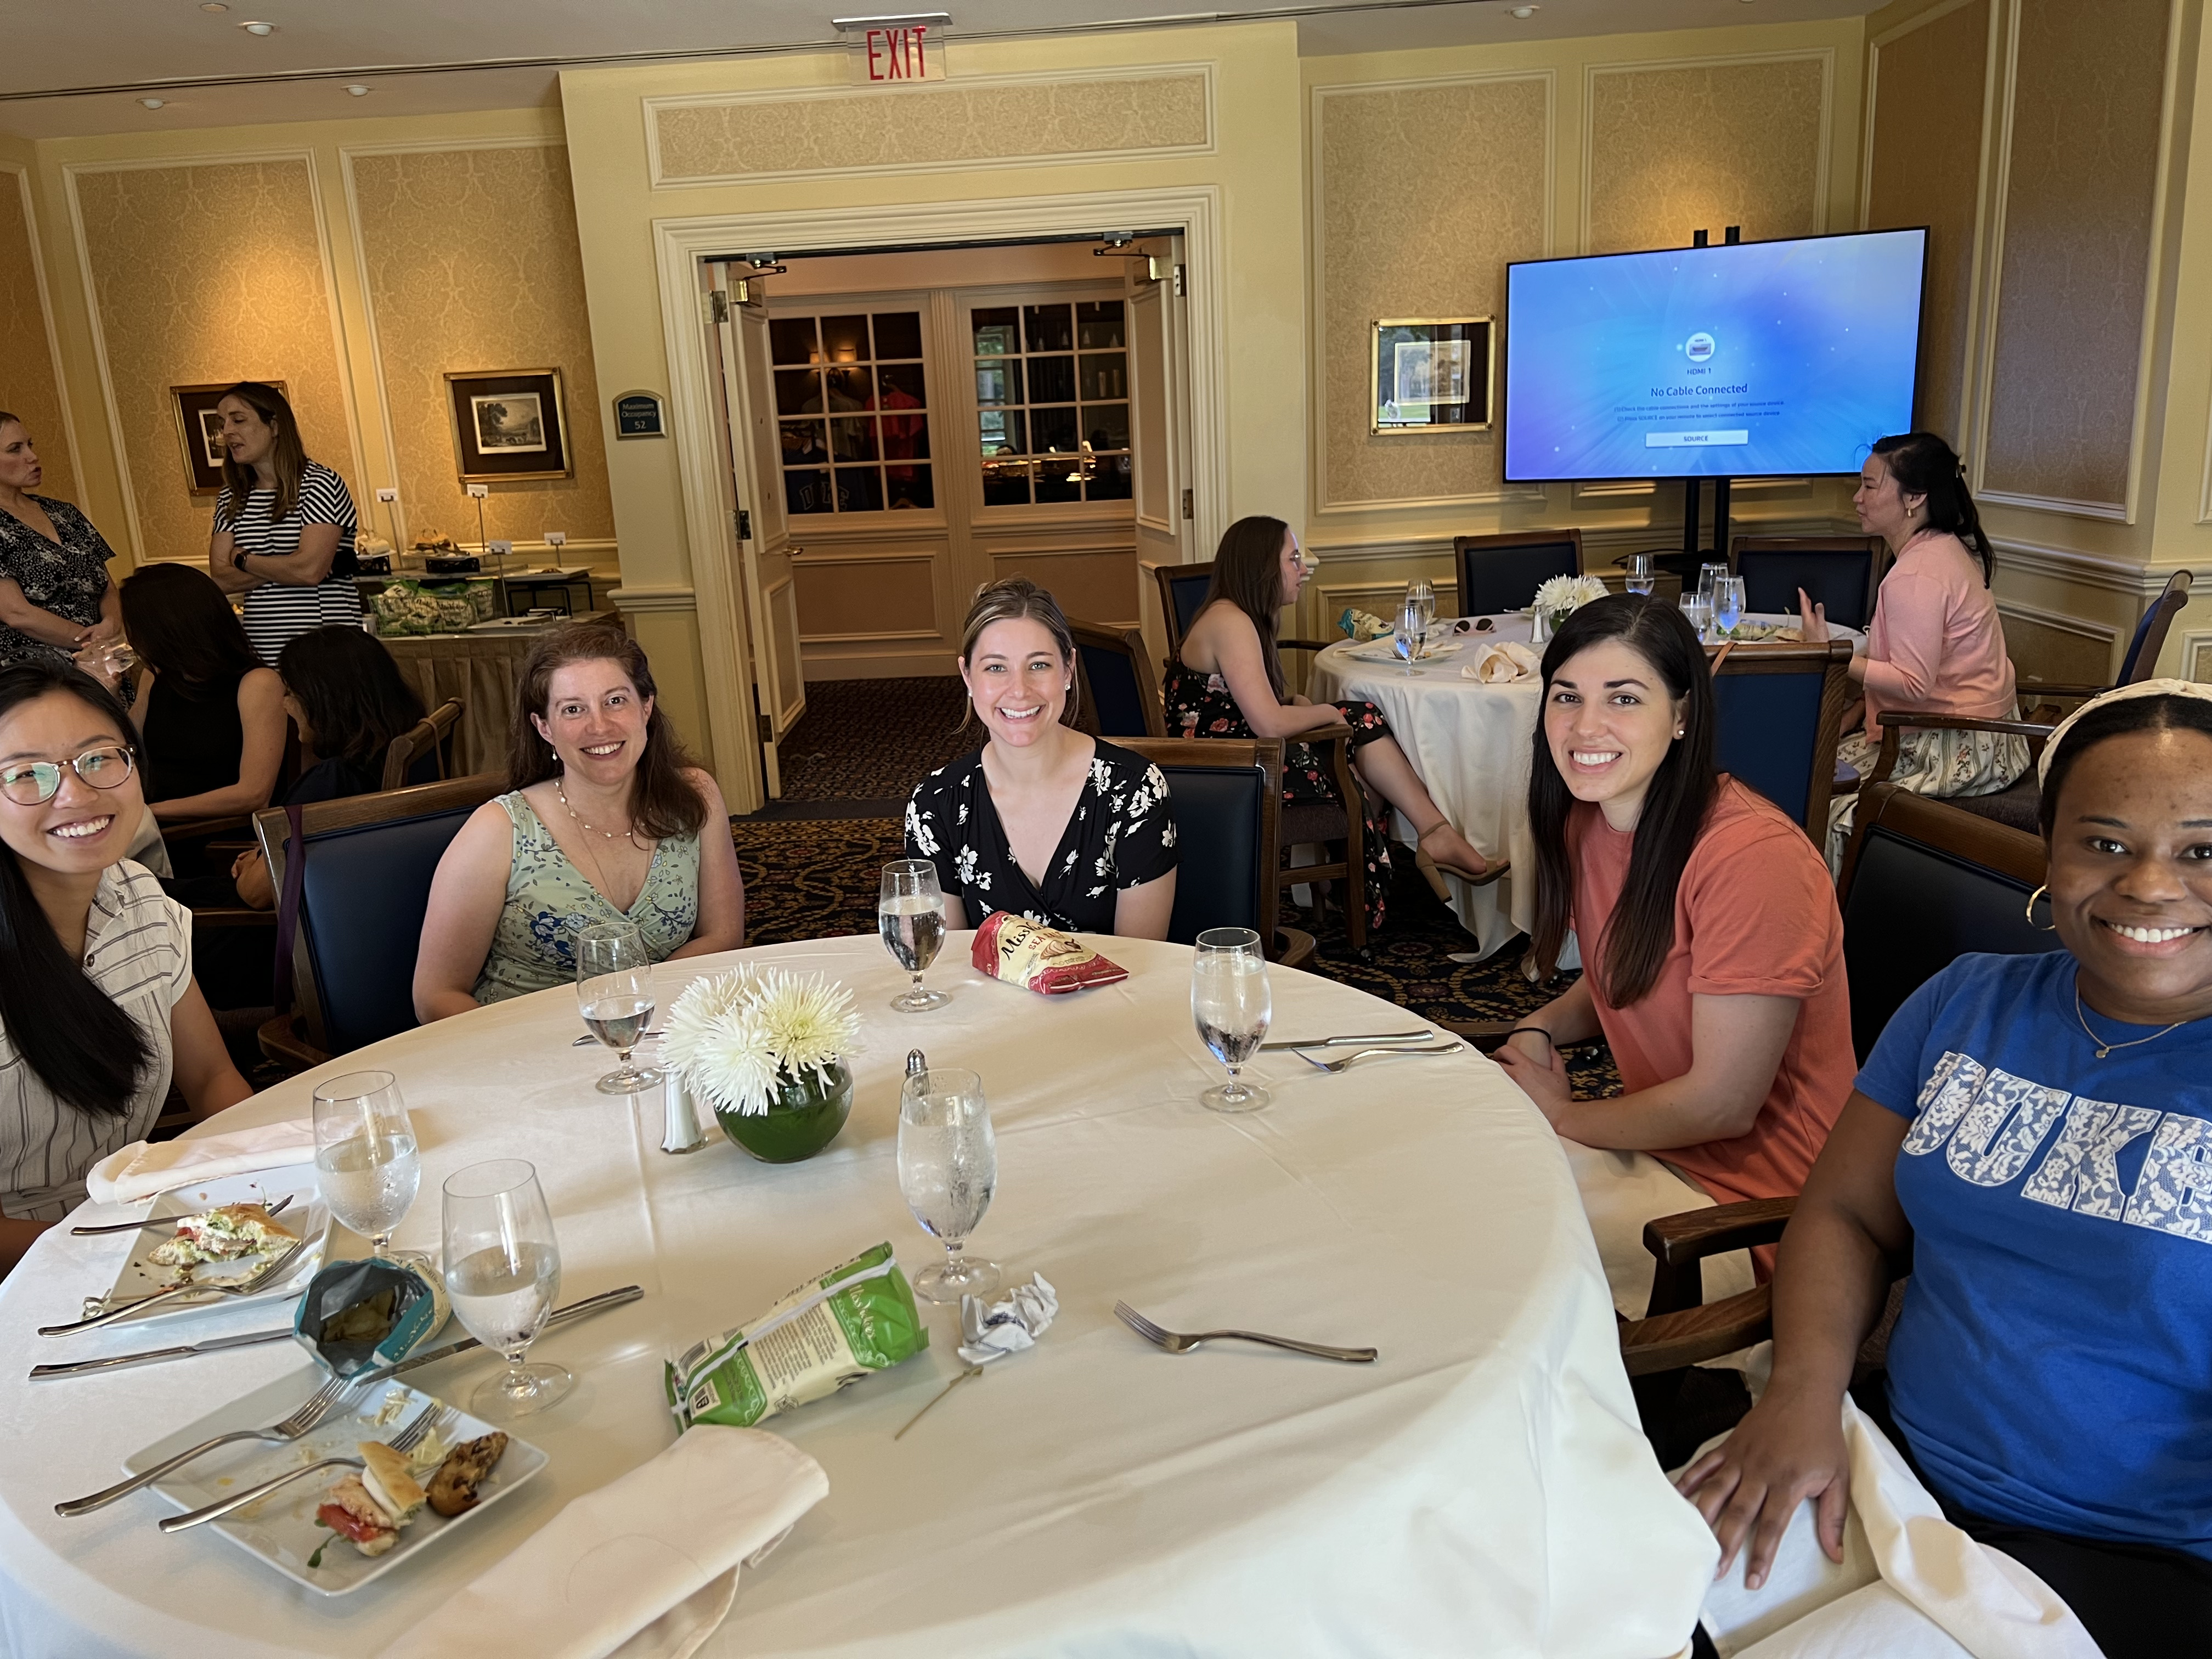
[661,1068,714,1155]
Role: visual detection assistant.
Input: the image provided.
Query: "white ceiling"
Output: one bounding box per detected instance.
[0,0,1875,140]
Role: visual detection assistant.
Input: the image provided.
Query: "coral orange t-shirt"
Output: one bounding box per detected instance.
[1567,779,1855,1210]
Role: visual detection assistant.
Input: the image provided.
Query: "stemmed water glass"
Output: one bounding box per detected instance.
[897,1066,1000,1303]
[441,1159,571,1419]
[1192,927,1272,1113]
[1622,554,1656,597]
[1713,574,1747,640]
[1408,578,1437,635]
[577,922,661,1095]
[1679,589,1713,643]
[1395,594,1427,676]
[881,859,951,1012]
[312,1071,420,1261]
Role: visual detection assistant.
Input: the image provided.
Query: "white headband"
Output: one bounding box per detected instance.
[2036,677,2212,786]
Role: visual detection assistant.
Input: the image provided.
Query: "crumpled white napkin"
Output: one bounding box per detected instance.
[1465,641,1540,683]
[381,1426,829,1659]
[84,1119,317,1206]
[958,1273,1058,1364]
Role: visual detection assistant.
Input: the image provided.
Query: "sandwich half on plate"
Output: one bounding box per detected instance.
[315,1443,427,1559]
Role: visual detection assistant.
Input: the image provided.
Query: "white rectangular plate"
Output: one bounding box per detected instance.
[99,1172,331,1328]
[127,1373,547,1595]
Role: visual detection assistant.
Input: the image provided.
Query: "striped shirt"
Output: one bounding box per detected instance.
[0,863,191,1222]
[216,459,363,664]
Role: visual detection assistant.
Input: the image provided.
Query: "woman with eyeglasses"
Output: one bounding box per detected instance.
[0,663,250,1274]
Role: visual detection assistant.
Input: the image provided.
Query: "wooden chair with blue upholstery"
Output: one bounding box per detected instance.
[380,697,465,791]
[1729,534,1889,631]
[1117,736,1316,969]
[1068,620,1166,740]
[2014,566,2192,721]
[253,772,506,1073]
[1707,638,1858,834]
[1451,529,1584,617]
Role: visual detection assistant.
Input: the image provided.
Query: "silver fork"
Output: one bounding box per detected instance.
[55,1366,366,1516]
[43,1237,310,1337]
[160,1401,454,1533]
[71,1194,296,1237]
[1293,1043,1463,1074]
[1114,1301,1377,1363]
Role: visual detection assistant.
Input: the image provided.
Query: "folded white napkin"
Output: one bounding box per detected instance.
[383,1426,828,1659]
[1465,641,1539,683]
[84,1118,318,1206]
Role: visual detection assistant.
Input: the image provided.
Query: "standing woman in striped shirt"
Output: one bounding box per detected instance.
[202,382,363,663]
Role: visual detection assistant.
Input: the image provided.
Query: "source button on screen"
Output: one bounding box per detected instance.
[1645,430,1750,448]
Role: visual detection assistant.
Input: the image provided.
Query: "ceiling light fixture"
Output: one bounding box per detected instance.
[239,20,275,34]
[200,2,228,10]
[346,83,369,95]
[831,12,952,32]
[1509,4,1538,15]
[139,97,166,109]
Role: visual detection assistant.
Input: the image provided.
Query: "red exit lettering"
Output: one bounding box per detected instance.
[865,24,930,81]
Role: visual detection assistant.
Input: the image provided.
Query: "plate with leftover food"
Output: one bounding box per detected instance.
[98,1172,330,1327]
[1345,637,1466,665]
[129,1375,546,1595]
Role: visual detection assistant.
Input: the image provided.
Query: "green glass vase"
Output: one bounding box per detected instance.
[713,1059,854,1163]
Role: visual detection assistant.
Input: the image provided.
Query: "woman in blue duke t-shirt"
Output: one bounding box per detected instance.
[1677,681,2212,1658]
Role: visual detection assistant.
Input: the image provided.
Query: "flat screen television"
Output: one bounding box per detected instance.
[1501,227,1926,482]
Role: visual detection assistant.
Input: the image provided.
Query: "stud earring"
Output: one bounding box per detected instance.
[2023,884,2058,932]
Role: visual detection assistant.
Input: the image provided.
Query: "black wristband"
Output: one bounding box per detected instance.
[1503,1026,1555,1046]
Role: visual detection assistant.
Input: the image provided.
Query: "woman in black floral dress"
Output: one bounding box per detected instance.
[906,577,1177,936]
[1165,515,1498,933]
[0,415,123,673]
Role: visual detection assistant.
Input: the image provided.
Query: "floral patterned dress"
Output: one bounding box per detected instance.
[1161,661,1393,932]
[904,740,1177,934]
[0,494,115,670]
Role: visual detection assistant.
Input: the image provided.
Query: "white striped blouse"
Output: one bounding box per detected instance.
[0,862,190,1222]
[216,459,364,665]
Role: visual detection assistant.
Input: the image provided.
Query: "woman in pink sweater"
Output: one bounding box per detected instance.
[1802,432,2027,867]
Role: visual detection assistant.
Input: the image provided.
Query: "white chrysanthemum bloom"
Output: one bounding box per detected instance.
[684,1007,780,1116]
[1533,573,1612,616]
[744,969,861,1089]
[659,968,757,1076]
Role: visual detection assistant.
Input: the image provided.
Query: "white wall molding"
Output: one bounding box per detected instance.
[1989,533,2165,598]
[0,164,87,511]
[2176,626,2212,681]
[608,583,697,613]
[1996,594,2119,644]
[1978,489,2129,523]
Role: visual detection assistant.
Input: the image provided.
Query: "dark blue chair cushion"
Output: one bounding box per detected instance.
[1457,541,1581,616]
[297,806,477,1054]
[1736,548,1877,630]
[1078,641,1153,739]
[1713,670,1827,828]
[1153,761,1263,945]
[1841,827,2064,1063]
[1165,569,1213,642]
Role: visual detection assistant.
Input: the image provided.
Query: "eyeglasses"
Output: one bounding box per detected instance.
[0,744,136,806]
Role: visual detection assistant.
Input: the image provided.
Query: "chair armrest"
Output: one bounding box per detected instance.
[1280,637,1339,656]
[1435,1018,1594,1052]
[1872,710,2055,741]
[191,907,277,930]
[159,813,253,840]
[1641,1195,1795,1317]
[257,1013,328,1073]
[2013,682,2114,701]
[1620,1285,1773,1376]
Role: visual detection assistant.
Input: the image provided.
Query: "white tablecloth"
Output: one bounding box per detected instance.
[0,935,1716,1658]
[1311,613,1864,958]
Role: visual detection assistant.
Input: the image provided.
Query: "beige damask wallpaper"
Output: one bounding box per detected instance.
[349,144,614,548]
[1865,0,1988,448]
[0,174,75,506]
[1980,0,2166,509]
[1585,57,1827,256]
[72,158,353,563]
[1316,75,1549,507]
[651,71,1211,182]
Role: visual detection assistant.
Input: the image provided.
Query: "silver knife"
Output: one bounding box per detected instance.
[1259,1030,1432,1051]
[29,1324,296,1380]
[360,1284,645,1385]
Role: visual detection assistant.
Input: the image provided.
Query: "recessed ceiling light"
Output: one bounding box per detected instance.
[200,2,227,9]
[345,83,369,96]
[139,97,166,109]
[240,19,275,34]
[1510,4,1538,15]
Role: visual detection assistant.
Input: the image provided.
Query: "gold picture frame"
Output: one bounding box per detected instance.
[1370,318,1493,434]
[443,369,572,483]
[170,381,287,495]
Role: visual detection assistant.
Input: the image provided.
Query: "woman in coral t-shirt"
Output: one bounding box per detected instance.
[1496,594,1857,1316]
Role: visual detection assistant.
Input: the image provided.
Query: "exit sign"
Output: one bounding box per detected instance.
[836,13,949,83]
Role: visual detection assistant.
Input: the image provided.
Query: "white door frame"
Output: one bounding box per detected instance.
[652,184,1226,811]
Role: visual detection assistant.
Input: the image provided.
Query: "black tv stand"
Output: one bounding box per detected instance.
[1680,476,1731,563]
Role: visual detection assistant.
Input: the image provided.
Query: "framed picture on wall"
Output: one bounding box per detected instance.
[1370,318,1493,433]
[170,381,289,495]
[443,369,572,482]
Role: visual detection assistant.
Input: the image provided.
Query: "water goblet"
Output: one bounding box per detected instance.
[1698,561,1729,603]
[1408,578,1437,636]
[1714,574,1747,639]
[1679,590,1713,644]
[1396,595,1427,677]
[897,1067,1000,1303]
[312,1070,420,1261]
[1622,554,1656,597]
[441,1160,571,1419]
[881,859,951,1012]
[577,922,660,1094]
[1192,927,1271,1112]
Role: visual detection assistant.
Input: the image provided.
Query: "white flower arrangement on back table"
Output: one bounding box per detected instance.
[1531,573,1612,639]
[661,967,862,1116]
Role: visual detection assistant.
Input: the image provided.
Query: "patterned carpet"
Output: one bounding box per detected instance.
[775,677,976,800]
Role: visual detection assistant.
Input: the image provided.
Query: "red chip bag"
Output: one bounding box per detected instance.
[972,912,1129,995]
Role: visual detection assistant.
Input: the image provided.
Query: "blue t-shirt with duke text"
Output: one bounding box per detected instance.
[1858,950,2212,1557]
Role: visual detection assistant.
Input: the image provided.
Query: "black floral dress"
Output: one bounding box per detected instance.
[0,495,115,670]
[1161,661,1393,931]
[904,739,1178,935]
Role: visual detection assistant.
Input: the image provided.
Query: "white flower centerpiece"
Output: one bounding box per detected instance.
[1530,573,1612,642]
[662,967,863,1163]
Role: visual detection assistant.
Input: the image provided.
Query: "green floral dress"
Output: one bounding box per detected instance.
[475,791,700,1004]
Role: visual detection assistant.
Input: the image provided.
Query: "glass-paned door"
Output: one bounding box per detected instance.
[769,309,934,515]
[971,299,1132,506]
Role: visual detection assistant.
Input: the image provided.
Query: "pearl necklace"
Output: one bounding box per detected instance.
[2074,985,2185,1060]
[556,776,644,850]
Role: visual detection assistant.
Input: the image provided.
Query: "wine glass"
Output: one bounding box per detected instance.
[881,859,951,1012]
[1714,574,1747,639]
[1679,590,1712,644]
[1192,927,1271,1113]
[577,922,661,1094]
[1622,554,1656,597]
[1697,562,1729,604]
[441,1159,571,1418]
[1395,595,1427,677]
[896,1066,1000,1304]
[312,1071,420,1261]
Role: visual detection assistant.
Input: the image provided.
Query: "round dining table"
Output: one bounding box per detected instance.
[1311,612,1866,959]
[0,934,1716,1658]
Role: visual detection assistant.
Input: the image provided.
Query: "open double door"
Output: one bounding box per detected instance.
[701,237,1194,799]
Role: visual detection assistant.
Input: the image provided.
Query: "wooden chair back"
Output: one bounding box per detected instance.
[1706,639,1856,832]
[1068,620,1166,739]
[1117,737,1302,962]
[1451,531,1583,618]
[382,698,465,791]
[1152,562,1217,662]
[2120,567,2193,684]
[1729,534,1887,630]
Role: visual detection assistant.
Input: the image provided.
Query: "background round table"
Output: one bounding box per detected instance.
[1311,612,1866,960]
[0,934,1715,1658]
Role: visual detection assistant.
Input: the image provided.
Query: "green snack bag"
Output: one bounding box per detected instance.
[665,1242,928,1429]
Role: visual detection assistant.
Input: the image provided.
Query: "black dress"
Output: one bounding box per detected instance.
[141,671,247,805]
[0,494,116,669]
[903,739,1177,934]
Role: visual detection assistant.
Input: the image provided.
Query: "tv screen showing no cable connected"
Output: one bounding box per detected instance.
[1501,227,1927,482]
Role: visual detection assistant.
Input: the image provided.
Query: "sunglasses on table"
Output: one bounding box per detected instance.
[0,744,137,806]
